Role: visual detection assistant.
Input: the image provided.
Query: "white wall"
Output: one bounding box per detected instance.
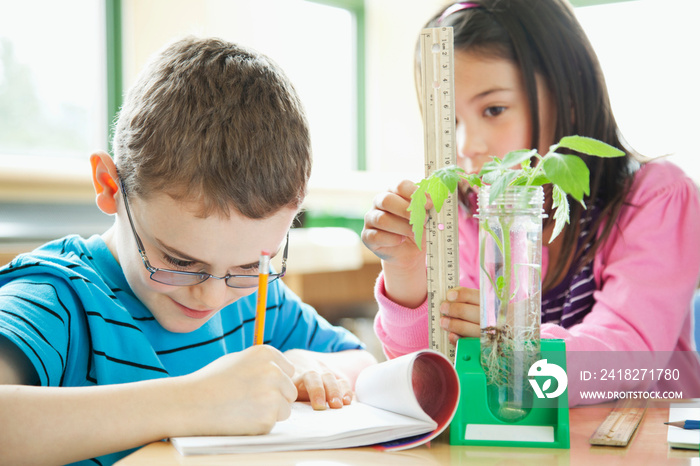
[575,0,700,184]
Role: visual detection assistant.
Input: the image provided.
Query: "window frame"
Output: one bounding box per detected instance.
[113,0,363,169]
[106,0,123,154]
[305,0,366,170]
[0,0,117,202]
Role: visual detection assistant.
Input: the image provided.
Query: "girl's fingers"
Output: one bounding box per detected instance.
[439,287,480,340]
[361,227,407,250]
[440,313,480,339]
[364,208,414,238]
[445,287,480,305]
[439,300,480,321]
[393,179,420,200]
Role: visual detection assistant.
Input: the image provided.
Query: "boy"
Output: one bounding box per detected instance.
[0,36,376,465]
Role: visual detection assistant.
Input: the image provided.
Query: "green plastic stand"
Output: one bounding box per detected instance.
[450,338,570,448]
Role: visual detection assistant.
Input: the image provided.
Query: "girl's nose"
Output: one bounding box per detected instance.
[456,121,486,160]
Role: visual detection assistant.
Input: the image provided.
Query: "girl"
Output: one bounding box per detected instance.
[362,0,700,405]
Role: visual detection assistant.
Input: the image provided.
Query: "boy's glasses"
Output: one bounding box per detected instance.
[119,179,288,288]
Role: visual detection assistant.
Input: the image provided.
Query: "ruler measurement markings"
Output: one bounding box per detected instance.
[420,27,458,362]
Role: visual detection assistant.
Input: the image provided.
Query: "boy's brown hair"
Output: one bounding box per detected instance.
[113,36,312,219]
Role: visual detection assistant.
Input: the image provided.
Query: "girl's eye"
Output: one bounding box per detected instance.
[484,106,506,117]
[163,255,196,269]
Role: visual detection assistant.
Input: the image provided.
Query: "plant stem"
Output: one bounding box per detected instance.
[524,153,546,186]
[479,230,500,295]
[498,215,513,324]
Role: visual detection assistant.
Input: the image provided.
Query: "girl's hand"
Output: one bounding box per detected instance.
[440,287,481,345]
[283,349,353,410]
[362,180,434,308]
[362,180,431,269]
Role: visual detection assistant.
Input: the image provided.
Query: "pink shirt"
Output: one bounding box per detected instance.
[373,161,700,405]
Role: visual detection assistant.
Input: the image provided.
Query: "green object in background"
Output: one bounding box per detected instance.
[298,212,365,236]
[106,0,123,154]
[450,338,570,449]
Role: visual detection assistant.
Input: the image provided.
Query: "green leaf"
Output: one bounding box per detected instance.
[488,170,519,205]
[509,173,530,186]
[405,134,618,252]
[527,173,551,186]
[496,275,506,295]
[557,135,625,158]
[541,152,590,202]
[479,159,502,178]
[481,170,501,186]
[462,173,483,188]
[433,165,464,193]
[549,185,569,243]
[408,181,428,249]
[511,173,550,187]
[501,148,537,169]
[426,175,450,213]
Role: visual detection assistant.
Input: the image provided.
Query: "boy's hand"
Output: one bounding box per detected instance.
[440,287,481,345]
[182,345,297,436]
[283,349,353,410]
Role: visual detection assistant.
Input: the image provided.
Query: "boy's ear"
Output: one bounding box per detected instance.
[90,152,120,215]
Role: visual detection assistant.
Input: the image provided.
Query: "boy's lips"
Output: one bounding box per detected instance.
[171,299,215,319]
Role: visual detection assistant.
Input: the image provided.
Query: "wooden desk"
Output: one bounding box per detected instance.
[116,402,698,465]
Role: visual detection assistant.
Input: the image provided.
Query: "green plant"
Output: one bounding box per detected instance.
[409,135,624,422]
[408,135,625,247]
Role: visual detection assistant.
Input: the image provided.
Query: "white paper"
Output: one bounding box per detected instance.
[667,400,700,450]
[171,350,458,456]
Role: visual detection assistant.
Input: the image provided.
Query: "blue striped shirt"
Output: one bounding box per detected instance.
[0,234,364,465]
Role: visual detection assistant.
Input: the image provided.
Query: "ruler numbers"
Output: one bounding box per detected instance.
[420,27,459,362]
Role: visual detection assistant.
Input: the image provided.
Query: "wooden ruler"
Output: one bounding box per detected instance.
[419,27,458,363]
[589,398,648,446]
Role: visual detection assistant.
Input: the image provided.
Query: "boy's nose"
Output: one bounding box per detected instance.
[191,276,237,311]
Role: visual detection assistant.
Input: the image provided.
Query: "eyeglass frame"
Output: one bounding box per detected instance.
[118,178,288,288]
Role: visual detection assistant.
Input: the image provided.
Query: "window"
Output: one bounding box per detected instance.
[234,0,362,176]
[0,0,108,170]
[1,0,361,188]
[122,0,362,181]
[574,0,700,183]
[7,0,695,210]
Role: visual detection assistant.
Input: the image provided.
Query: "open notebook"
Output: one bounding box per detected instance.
[667,400,700,450]
[172,350,459,455]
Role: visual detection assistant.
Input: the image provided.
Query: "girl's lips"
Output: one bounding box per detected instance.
[172,299,215,320]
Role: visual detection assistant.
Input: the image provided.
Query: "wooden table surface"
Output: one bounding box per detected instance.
[116,401,699,465]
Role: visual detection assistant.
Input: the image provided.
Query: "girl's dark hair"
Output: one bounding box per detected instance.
[418,0,642,291]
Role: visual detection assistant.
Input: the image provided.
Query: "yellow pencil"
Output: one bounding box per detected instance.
[253,251,270,345]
